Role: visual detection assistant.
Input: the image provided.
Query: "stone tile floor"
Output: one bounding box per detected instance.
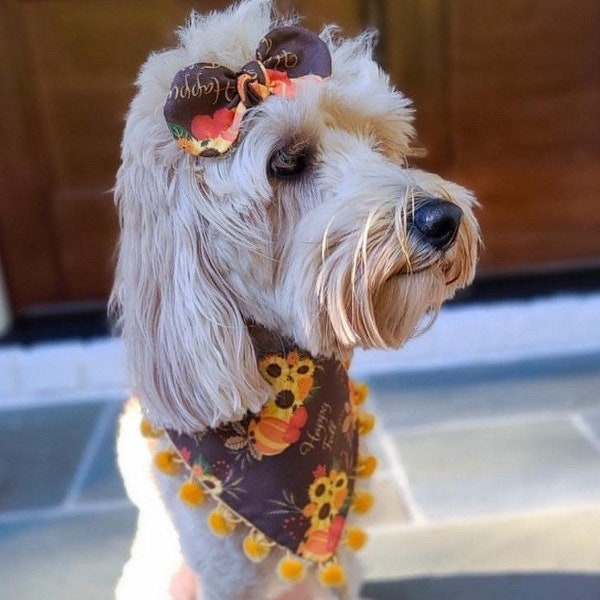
[364,353,600,589]
[1,351,600,598]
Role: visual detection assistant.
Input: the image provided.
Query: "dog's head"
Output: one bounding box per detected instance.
[113,0,480,432]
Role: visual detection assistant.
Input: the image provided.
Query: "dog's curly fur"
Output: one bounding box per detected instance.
[113,1,480,598]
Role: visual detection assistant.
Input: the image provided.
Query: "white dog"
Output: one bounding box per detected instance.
[112,1,479,599]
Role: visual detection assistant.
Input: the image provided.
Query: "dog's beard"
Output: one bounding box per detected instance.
[372,269,446,346]
[307,200,474,352]
[364,229,477,348]
[320,263,453,352]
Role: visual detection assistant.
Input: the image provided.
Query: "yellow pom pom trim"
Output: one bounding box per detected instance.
[357,411,375,435]
[243,529,272,563]
[350,381,369,407]
[277,555,306,584]
[318,562,346,587]
[179,480,205,507]
[207,505,237,536]
[140,418,163,439]
[345,527,367,551]
[154,450,181,476]
[356,455,377,478]
[352,490,375,515]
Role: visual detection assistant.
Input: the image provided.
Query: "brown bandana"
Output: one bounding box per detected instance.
[164,26,332,157]
[166,326,359,564]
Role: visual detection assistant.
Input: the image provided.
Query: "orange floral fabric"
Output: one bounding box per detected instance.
[164,26,332,157]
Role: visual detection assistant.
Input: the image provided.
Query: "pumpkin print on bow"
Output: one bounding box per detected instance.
[164,26,332,157]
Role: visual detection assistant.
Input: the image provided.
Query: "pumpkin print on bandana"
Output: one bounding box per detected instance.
[228,351,316,460]
[166,327,359,563]
[298,465,351,561]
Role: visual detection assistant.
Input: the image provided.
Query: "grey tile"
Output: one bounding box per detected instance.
[581,409,600,443]
[77,403,127,503]
[361,424,392,473]
[0,507,136,600]
[366,474,410,527]
[362,574,600,600]
[392,419,600,520]
[369,353,600,431]
[0,403,104,511]
[363,505,600,580]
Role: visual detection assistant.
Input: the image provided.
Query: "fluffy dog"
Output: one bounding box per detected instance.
[112,1,479,599]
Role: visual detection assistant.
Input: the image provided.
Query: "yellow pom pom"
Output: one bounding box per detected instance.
[243,529,272,563]
[352,490,374,515]
[179,480,205,507]
[318,563,346,587]
[356,455,377,478]
[140,419,163,439]
[357,411,375,435]
[277,555,306,584]
[350,381,369,407]
[154,450,181,476]
[207,506,237,536]
[345,527,367,551]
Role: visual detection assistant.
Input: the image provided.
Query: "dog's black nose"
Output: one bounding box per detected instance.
[412,199,462,250]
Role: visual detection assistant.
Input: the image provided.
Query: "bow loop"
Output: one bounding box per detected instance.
[164,26,331,157]
[257,26,332,79]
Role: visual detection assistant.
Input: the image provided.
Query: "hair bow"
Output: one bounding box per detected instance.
[164,26,332,157]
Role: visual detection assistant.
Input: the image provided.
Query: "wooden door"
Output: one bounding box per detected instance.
[0,0,361,313]
[0,1,207,311]
[382,0,600,273]
[0,0,598,314]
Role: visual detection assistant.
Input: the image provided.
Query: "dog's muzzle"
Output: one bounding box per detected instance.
[410,199,462,251]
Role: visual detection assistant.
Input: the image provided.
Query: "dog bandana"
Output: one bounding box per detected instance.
[147,326,376,589]
[164,26,332,156]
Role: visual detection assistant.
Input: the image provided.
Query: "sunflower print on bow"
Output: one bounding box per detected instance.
[164,26,332,157]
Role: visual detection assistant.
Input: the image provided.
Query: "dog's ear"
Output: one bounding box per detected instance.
[112,75,270,433]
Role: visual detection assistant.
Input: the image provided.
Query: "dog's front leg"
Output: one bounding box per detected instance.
[169,560,199,599]
[116,400,191,599]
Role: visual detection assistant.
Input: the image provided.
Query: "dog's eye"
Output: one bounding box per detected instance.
[269,144,309,179]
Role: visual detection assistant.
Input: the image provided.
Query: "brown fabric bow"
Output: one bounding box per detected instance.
[164,26,332,157]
